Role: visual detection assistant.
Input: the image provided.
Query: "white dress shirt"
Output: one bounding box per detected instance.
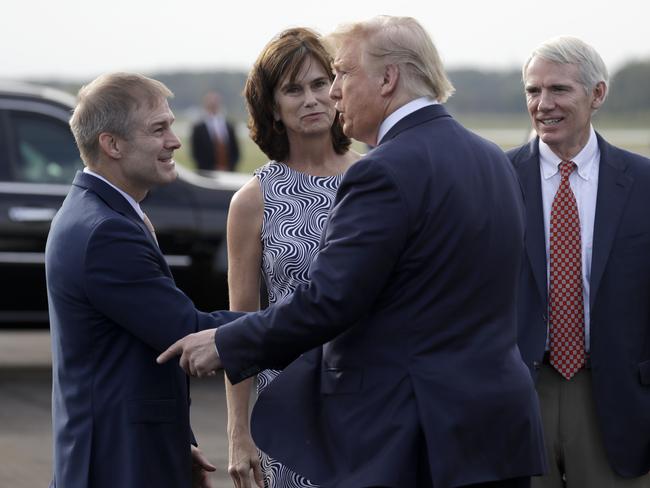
[540,127,600,351]
[206,114,229,143]
[377,97,438,144]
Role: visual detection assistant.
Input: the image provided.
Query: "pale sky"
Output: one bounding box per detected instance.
[2,0,648,81]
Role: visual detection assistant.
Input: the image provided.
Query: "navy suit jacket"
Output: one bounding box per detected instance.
[217,105,546,487]
[45,172,239,488]
[190,120,240,171]
[508,135,650,477]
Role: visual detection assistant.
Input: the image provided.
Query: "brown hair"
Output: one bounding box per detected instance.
[244,27,350,162]
[70,72,173,165]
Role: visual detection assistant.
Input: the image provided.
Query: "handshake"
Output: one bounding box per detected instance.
[157,328,223,377]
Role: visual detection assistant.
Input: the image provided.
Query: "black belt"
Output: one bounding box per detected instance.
[542,351,591,369]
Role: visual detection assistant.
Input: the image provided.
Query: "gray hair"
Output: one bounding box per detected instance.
[326,15,455,102]
[69,72,173,165]
[523,36,609,100]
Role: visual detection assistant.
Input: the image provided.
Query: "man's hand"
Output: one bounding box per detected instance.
[191,445,216,488]
[228,430,264,488]
[157,328,222,377]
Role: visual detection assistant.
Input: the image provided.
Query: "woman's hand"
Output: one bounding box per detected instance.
[228,429,264,488]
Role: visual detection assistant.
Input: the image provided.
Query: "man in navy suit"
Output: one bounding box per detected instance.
[508,36,650,487]
[46,73,239,488]
[190,91,240,172]
[160,16,545,488]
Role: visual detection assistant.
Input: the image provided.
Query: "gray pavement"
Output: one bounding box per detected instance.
[0,330,238,488]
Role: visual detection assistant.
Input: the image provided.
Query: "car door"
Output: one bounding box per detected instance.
[0,97,82,324]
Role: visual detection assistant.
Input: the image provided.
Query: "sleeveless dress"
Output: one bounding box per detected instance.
[255,160,344,488]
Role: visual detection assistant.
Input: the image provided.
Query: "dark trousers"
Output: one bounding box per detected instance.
[534,363,650,488]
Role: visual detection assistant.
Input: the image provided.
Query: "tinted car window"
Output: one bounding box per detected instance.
[9,110,82,183]
[0,85,245,327]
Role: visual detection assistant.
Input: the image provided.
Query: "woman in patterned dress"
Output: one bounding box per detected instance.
[225,28,359,488]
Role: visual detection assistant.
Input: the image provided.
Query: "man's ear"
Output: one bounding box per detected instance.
[380,64,399,96]
[591,81,607,110]
[98,132,122,159]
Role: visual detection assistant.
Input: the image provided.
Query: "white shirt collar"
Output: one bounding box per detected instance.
[83,167,145,220]
[377,97,438,144]
[539,126,599,181]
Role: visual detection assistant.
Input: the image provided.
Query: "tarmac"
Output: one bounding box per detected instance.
[0,330,238,488]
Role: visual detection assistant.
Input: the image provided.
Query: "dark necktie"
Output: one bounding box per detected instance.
[549,160,585,379]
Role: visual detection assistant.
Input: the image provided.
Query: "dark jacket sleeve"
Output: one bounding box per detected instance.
[84,217,239,352]
[216,157,410,384]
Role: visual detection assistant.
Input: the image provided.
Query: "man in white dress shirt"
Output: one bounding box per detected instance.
[508,36,650,488]
[159,16,545,488]
[45,72,244,488]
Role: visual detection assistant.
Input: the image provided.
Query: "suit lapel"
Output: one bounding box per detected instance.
[73,171,141,220]
[72,171,170,271]
[515,140,548,308]
[589,135,633,310]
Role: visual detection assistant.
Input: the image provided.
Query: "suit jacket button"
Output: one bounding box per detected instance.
[533,361,541,370]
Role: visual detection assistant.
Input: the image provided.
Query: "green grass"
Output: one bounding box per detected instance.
[174,134,268,174]
[174,113,650,170]
[454,112,530,129]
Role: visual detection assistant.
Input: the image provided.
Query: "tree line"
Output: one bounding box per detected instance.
[34,59,650,123]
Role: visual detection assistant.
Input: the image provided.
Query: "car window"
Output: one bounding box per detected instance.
[9,110,82,184]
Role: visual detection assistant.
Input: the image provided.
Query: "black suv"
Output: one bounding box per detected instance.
[0,81,247,326]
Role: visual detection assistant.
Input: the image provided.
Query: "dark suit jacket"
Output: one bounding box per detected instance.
[45,172,239,488]
[190,119,240,171]
[508,135,650,478]
[216,105,546,488]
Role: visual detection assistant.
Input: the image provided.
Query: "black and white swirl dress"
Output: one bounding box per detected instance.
[255,160,343,488]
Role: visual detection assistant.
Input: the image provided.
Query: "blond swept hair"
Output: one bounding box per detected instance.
[326,15,455,102]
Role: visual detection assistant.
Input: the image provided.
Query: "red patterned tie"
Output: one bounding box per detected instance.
[549,161,585,380]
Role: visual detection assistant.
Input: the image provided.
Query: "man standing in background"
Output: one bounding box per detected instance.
[509,36,650,487]
[191,90,240,172]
